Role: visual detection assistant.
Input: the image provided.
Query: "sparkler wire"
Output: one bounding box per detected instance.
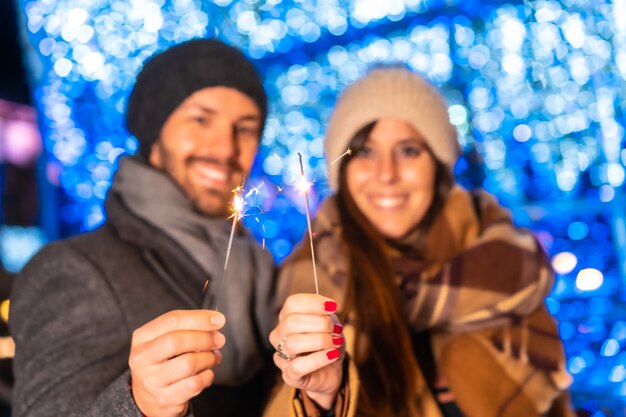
[297,153,319,295]
[213,176,245,311]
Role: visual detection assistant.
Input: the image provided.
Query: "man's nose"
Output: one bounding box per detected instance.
[205,121,238,161]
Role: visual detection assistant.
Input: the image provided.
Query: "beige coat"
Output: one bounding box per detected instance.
[264,188,575,417]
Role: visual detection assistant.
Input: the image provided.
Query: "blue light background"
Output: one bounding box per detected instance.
[17,0,626,413]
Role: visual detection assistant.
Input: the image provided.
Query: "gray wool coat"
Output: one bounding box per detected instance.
[9,191,278,417]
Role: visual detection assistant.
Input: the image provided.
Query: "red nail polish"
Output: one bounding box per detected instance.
[326,349,340,360]
[324,301,337,312]
[333,323,343,334]
[332,336,344,345]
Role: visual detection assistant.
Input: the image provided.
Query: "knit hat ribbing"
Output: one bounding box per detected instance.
[126,38,267,158]
[324,66,460,191]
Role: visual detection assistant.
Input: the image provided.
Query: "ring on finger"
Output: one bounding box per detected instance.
[276,336,297,361]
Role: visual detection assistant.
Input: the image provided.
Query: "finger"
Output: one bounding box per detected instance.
[133,330,225,365]
[282,349,342,386]
[146,351,221,387]
[165,368,216,400]
[270,314,339,347]
[279,294,338,321]
[276,332,344,358]
[132,310,226,345]
[273,352,288,372]
[213,349,223,366]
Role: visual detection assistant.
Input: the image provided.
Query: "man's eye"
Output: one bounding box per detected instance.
[236,126,259,137]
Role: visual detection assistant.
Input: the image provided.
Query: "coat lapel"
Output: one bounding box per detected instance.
[106,192,208,309]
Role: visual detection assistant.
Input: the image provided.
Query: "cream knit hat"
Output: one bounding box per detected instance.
[324,66,460,190]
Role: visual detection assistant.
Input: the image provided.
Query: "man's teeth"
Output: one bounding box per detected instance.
[198,166,227,181]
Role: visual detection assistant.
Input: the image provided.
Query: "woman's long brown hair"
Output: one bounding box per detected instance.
[336,121,453,416]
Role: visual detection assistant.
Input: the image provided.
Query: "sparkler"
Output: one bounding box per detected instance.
[209,176,246,310]
[255,217,266,250]
[330,147,352,165]
[262,224,266,250]
[296,153,319,295]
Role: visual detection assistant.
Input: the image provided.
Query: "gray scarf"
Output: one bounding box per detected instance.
[112,157,231,294]
[111,157,272,385]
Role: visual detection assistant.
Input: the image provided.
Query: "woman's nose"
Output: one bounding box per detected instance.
[378,153,397,183]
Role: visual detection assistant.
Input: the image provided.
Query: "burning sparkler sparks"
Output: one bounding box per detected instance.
[228,193,245,221]
[297,153,319,295]
[245,181,264,199]
[330,147,352,165]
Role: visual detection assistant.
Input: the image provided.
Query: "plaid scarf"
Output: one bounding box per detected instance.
[287,185,574,416]
[395,186,553,335]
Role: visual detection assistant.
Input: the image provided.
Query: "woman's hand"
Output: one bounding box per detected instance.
[269,294,345,410]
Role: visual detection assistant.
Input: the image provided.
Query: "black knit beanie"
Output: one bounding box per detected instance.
[126,38,267,159]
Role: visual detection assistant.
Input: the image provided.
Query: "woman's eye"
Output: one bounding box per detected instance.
[193,116,208,125]
[400,146,422,157]
[354,147,373,157]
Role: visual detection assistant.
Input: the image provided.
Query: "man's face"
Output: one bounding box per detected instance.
[149,86,262,217]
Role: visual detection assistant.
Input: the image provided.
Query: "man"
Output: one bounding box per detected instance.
[10,39,277,417]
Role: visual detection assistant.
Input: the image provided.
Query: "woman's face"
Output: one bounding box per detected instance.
[345,118,437,239]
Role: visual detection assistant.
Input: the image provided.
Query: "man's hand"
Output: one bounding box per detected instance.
[269,294,344,410]
[129,310,226,417]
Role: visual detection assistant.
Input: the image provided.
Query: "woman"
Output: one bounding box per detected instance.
[265,66,574,417]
